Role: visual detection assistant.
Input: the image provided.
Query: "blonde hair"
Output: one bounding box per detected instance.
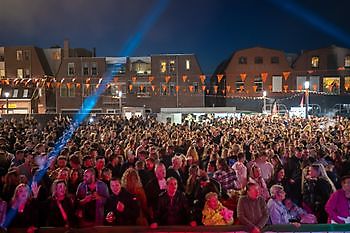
[121,168,143,194]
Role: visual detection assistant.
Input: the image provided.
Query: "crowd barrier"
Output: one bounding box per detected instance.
[6,224,350,233]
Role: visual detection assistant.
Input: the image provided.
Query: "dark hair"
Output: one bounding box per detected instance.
[341,175,350,183]
[246,182,258,191]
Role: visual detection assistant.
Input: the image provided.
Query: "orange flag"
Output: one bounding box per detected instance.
[132,76,137,83]
[313,84,317,91]
[165,76,171,83]
[76,83,81,89]
[162,84,167,92]
[283,71,290,81]
[217,74,224,83]
[176,85,180,93]
[151,85,155,92]
[140,85,144,91]
[214,85,218,94]
[239,85,244,92]
[240,73,247,82]
[226,85,231,93]
[189,85,194,93]
[200,75,206,84]
[182,75,188,82]
[253,85,258,92]
[261,72,268,83]
[129,84,133,91]
[202,86,206,92]
[268,85,272,91]
[283,85,288,92]
[298,84,302,90]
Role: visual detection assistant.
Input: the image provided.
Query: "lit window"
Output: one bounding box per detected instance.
[23,89,29,98]
[345,76,350,92]
[60,84,68,97]
[24,50,30,60]
[239,56,247,64]
[91,62,97,75]
[235,80,245,92]
[255,56,263,64]
[25,69,30,78]
[169,60,176,73]
[345,56,350,67]
[311,56,319,68]
[17,69,23,79]
[323,77,340,94]
[186,60,190,70]
[13,89,18,98]
[52,51,61,60]
[0,69,5,79]
[160,61,166,73]
[16,50,23,61]
[68,63,75,76]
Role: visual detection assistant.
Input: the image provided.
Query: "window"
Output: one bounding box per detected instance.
[239,56,247,64]
[235,80,245,92]
[345,56,350,67]
[83,63,89,76]
[160,82,167,95]
[13,89,18,98]
[169,82,176,95]
[25,69,30,78]
[91,62,98,75]
[254,76,263,92]
[68,63,75,76]
[23,89,29,98]
[345,76,350,92]
[17,69,23,79]
[311,56,319,68]
[271,56,279,64]
[272,76,282,92]
[255,56,263,64]
[193,82,199,93]
[68,85,76,97]
[310,76,320,92]
[60,84,68,97]
[24,50,30,61]
[0,69,5,79]
[16,50,23,61]
[169,60,176,73]
[52,51,61,60]
[160,61,166,73]
[323,77,340,94]
[296,76,307,90]
[186,60,190,70]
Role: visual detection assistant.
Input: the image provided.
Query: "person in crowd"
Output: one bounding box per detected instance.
[237,182,269,233]
[121,168,149,225]
[150,177,196,228]
[232,152,247,190]
[284,198,317,224]
[104,178,139,225]
[248,164,270,200]
[213,158,237,193]
[47,179,75,227]
[267,185,292,224]
[67,168,81,198]
[166,155,185,191]
[284,146,303,205]
[325,175,350,223]
[202,192,233,225]
[254,151,274,184]
[76,168,109,226]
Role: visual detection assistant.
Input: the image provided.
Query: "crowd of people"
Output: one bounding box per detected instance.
[0,114,349,233]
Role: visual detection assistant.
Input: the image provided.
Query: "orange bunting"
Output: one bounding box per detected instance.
[129,84,133,91]
[46,82,51,88]
[148,76,154,83]
[268,85,272,91]
[217,74,224,83]
[176,85,180,92]
[67,83,72,89]
[282,71,290,81]
[313,84,318,91]
[76,83,81,89]
[182,75,188,82]
[222,90,225,94]
[283,85,288,92]
[202,86,206,91]
[86,78,91,84]
[165,76,171,83]
[96,84,100,89]
[85,84,90,89]
[214,85,218,94]
[240,73,247,82]
[200,75,206,84]
[298,84,302,90]
[162,84,167,92]
[307,70,314,74]
[206,89,210,94]
[239,85,244,92]
[261,72,268,83]
[226,86,231,93]
[56,82,61,88]
[345,84,350,91]
[140,85,144,91]
[132,76,137,83]
[151,85,155,92]
[189,85,194,93]
[253,85,258,92]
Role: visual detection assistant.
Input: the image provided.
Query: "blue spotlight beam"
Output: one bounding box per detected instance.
[3,0,170,228]
[269,0,350,47]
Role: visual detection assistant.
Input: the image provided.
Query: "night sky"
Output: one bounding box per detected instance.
[1,0,350,74]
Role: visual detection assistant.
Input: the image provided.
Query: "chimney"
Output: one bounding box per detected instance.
[64,39,70,58]
[93,48,96,57]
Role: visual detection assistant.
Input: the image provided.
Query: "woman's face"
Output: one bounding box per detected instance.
[207,196,218,209]
[253,166,261,178]
[277,169,285,180]
[110,180,122,195]
[71,171,79,181]
[310,166,319,178]
[17,185,29,201]
[55,182,66,197]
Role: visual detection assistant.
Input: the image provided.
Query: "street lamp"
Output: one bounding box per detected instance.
[4,92,9,114]
[117,91,122,114]
[263,90,267,114]
[304,81,310,119]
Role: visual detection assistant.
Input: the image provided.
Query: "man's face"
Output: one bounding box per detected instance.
[342,178,350,193]
[167,179,178,195]
[83,170,94,184]
[110,180,121,195]
[155,165,166,180]
[247,184,260,200]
